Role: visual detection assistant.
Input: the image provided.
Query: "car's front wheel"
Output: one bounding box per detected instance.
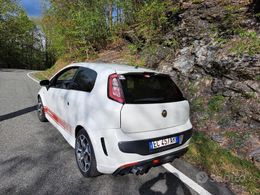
[37,97,48,122]
[75,129,100,177]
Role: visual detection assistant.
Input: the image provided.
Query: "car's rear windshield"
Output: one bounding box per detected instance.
[119,73,185,104]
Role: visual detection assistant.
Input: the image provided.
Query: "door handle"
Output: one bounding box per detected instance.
[67,102,69,106]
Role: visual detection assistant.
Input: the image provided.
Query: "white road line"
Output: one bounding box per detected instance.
[163,163,212,195]
[27,71,40,83]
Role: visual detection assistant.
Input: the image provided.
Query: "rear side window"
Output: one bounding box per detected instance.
[73,67,97,92]
[119,73,185,104]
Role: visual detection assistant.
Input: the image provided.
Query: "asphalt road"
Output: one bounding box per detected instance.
[0,69,233,195]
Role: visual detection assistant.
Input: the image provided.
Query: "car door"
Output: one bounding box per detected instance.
[63,67,98,132]
[45,67,79,135]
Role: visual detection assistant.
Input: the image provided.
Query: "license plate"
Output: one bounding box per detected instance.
[149,136,179,150]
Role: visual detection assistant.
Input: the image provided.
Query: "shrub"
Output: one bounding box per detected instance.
[208,95,225,113]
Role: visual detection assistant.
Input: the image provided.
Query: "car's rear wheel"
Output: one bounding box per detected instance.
[37,97,48,122]
[75,129,100,177]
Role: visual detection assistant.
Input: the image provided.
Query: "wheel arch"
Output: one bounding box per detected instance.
[75,125,84,138]
[37,89,47,106]
[74,124,100,157]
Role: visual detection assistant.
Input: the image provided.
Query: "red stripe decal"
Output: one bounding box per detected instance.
[43,106,72,134]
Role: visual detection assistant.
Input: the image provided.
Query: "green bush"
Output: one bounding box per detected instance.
[208,95,225,113]
[136,1,168,43]
[230,29,260,56]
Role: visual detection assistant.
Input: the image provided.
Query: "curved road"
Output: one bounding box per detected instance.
[0,69,233,195]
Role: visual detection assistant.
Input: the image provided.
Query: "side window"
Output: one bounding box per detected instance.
[52,67,78,89]
[73,67,97,92]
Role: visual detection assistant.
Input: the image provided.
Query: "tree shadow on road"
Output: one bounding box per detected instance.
[0,105,37,122]
[0,69,28,72]
[139,172,192,195]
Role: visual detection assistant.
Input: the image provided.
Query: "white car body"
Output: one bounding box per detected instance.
[38,63,192,175]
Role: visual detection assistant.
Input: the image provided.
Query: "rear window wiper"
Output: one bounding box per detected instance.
[133,97,165,103]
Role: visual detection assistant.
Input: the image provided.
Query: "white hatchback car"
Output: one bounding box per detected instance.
[37,63,192,177]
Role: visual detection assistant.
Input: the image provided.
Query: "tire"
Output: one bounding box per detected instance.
[75,129,100,177]
[37,97,48,122]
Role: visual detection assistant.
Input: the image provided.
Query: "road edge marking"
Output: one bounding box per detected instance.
[27,71,40,83]
[163,163,212,195]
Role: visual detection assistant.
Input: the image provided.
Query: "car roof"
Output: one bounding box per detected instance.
[66,62,157,74]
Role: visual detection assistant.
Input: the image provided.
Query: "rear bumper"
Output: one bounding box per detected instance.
[113,147,189,176]
[94,120,193,174]
[118,129,192,155]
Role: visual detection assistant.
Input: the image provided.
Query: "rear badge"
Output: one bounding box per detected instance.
[162,110,167,117]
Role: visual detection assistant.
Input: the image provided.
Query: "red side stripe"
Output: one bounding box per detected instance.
[43,106,72,134]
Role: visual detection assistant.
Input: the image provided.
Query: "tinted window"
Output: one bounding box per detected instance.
[120,73,185,104]
[58,68,78,81]
[73,67,97,92]
[52,67,78,89]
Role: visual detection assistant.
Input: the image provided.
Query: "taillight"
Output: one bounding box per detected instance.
[108,74,125,103]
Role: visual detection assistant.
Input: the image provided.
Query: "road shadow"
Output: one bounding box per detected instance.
[0,69,28,72]
[139,172,192,195]
[0,105,37,122]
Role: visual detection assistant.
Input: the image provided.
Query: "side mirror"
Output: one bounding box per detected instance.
[39,80,50,86]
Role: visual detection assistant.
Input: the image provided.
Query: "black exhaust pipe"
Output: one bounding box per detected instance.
[131,167,144,175]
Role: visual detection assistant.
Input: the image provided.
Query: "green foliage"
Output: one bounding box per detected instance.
[208,95,225,113]
[244,92,257,99]
[163,38,179,49]
[185,131,260,194]
[142,44,160,56]
[256,12,260,20]
[0,0,46,69]
[128,44,138,55]
[33,72,47,81]
[136,1,168,43]
[192,0,204,4]
[41,0,181,63]
[230,29,260,56]
[42,0,111,59]
[223,131,251,151]
[191,97,205,113]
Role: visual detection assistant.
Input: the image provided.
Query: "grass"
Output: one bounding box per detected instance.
[192,0,204,4]
[243,92,257,99]
[229,29,260,56]
[33,57,71,80]
[184,131,260,194]
[33,72,48,81]
[208,95,225,113]
[191,97,205,113]
[223,131,251,150]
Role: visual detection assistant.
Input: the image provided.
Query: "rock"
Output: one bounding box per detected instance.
[229,81,253,93]
[155,0,260,163]
[121,30,139,44]
[145,46,172,68]
[244,81,260,92]
[249,148,260,162]
[211,133,224,143]
[211,78,225,93]
[172,46,195,74]
[194,41,216,67]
